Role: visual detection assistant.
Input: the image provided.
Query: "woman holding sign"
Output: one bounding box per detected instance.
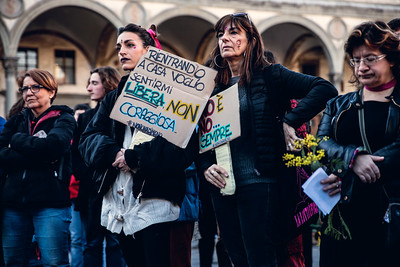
[196,13,337,266]
[79,24,197,267]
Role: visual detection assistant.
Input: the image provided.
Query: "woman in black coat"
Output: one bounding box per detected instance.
[79,24,197,267]
[0,69,75,266]
[318,21,400,267]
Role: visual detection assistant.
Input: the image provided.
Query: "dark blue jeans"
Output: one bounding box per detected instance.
[2,207,71,266]
[211,183,279,267]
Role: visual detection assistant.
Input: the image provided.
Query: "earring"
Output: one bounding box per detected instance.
[213,54,228,69]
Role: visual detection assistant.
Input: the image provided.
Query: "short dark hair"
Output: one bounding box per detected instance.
[388,18,400,32]
[23,69,58,103]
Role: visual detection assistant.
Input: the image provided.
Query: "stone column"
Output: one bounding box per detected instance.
[2,57,18,115]
[328,72,343,92]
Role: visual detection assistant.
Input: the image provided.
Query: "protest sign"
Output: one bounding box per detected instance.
[198,83,241,153]
[110,47,217,148]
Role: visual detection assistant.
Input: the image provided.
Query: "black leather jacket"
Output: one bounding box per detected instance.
[317,85,400,203]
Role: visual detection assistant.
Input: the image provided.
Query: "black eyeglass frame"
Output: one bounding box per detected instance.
[18,84,45,94]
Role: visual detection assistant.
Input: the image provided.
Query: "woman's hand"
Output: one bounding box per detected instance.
[283,122,302,152]
[112,149,131,172]
[351,154,384,183]
[204,164,228,189]
[321,174,341,197]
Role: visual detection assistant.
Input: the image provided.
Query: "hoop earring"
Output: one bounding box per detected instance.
[213,54,228,69]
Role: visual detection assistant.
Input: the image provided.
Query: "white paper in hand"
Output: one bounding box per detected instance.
[302,167,340,215]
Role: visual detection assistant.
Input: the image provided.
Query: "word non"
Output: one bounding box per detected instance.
[166,100,200,123]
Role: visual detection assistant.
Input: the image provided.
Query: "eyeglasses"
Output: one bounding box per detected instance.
[232,12,252,26]
[19,84,45,94]
[349,54,387,67]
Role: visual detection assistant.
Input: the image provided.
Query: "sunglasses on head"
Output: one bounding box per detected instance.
[231,12,252,26]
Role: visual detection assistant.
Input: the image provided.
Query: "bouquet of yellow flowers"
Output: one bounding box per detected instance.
[283,134,351,240]
[282,134,328,172]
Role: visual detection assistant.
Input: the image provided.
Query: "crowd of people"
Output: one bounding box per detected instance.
[0,14,399,267]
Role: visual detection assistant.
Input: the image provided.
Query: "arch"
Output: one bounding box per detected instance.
[0,18,10,53]
[257,15,344,76]
[7,0,123,57]
[148,7,218,29]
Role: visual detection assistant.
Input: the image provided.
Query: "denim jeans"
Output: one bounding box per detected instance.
[70,202,86,267]
[2,207,71,266]
[210,183,279,267]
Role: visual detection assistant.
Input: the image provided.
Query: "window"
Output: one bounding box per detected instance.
[17,48,38,72]
[55,50,75,84]
[301,60,319,76]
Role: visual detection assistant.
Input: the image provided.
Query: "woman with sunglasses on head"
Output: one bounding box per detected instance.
[79,24,197,266]
[317,21,400,267]
[196,13,337,267]
[0,69,75,266]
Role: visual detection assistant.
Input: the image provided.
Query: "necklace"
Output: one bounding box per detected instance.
[365,79,397,92]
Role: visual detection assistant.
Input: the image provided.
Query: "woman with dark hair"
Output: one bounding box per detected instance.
[196,13,337,266]
[79,24,197,266]
[0,69,75,266]
[71,66,124,267]
[318,21,400,267]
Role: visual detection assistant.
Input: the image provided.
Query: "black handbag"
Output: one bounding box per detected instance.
[383,193,400,248]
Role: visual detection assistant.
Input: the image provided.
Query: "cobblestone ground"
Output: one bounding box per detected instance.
[190,240,320,267]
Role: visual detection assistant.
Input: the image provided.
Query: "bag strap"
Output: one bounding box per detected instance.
[357,89,389,199]
[357,89,372,154]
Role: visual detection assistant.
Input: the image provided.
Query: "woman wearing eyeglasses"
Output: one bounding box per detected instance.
[196,13,337,266]
[0,69,75,266]
[317,21,400,267]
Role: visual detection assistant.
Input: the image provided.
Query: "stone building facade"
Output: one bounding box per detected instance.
[0,0,399,117]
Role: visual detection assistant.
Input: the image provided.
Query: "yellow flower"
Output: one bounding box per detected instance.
[282,134,329,171]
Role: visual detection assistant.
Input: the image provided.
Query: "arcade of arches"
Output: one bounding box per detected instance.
[0,0,399,121]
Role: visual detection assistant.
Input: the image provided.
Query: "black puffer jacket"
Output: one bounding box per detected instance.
[197,64,338,178]
[317,85,400,203]
[0,105,76,208]
[79,75,198,205]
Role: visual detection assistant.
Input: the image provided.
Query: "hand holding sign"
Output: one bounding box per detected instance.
[110,47,217,148]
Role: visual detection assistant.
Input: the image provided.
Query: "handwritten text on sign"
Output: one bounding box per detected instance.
[199,84,241,153]
[110,47,217,148]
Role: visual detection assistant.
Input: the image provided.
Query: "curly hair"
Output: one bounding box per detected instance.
[344,21,400,89]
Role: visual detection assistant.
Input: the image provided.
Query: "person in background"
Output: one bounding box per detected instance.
[318,21,400,267]
[196,13,337,267]
[79,23,197,267]
[72,66,124,267]
[69,103,90,267]
[0,69,75,266]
